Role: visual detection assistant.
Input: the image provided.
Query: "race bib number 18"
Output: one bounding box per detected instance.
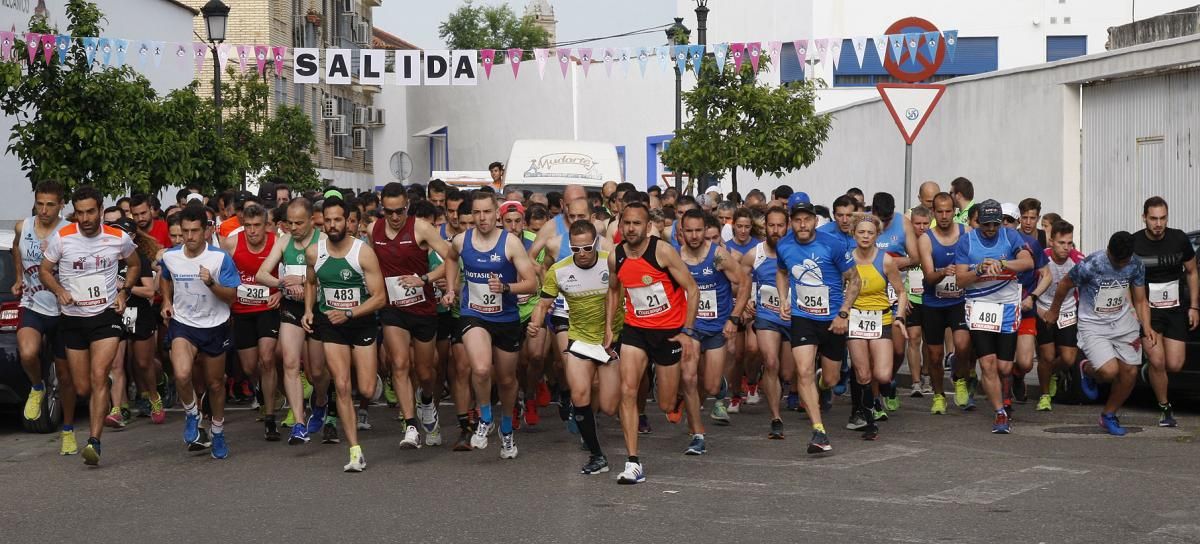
[69,274,108,307]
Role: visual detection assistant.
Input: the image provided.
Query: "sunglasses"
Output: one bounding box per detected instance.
[381,207,405,216]
[570,240,597,253]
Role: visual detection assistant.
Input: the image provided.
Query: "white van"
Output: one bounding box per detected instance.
[502,139,622,195]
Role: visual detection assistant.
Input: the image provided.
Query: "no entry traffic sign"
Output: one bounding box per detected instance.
[883,17,946,83]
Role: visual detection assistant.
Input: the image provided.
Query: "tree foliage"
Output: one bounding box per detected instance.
[661,54,832,193]
[438,0,551,58]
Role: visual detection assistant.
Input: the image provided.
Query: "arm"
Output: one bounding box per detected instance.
[1044,274,1075,325]
[116,253,141,314]
[1031,263,1053,298]
[718,247,750,320]
[417,221,459,306]
[38,235,71,307]
[884,254,908,320]
[1131,282,1157,349]
[352,246,387,318]
[301,244,318,333]
[918,234,948,284]
[603,252,621,349]
[660,243,699,330]
[1001,247,1035,274]
[219,232,237,255]
[528,220,558,262]
[776,267,791,321]
[255,233,290,290]
[505,235,539,295]
[898,216,920,269]
[831,265,861,334]
[203,256,238,306]
[10,220,23,296]
[1185,257,1199,330]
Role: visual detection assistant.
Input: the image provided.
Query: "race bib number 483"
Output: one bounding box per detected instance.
[323,287,360,309]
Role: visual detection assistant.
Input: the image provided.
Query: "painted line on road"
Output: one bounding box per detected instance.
[672,444,927,470]
[922,465,1089,505]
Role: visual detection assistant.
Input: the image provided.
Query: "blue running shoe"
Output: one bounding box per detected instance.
[307,403,327,435]
[684,434,706,455]
[288,421,310,445]
[211,432,229,459]
[991,410,1011,434]
[786,392,800,411]
[1078,360,1100,402]
[1099,412,1126,436]
[183,411,200,445]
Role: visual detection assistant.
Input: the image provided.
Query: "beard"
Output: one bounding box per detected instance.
[327,228,347,243]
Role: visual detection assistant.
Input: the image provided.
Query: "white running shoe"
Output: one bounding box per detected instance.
[343,446,366,472]
[425,421,443,446]
[471,420,492,449]
[356,408,372,430]
[417,400,438,428]
[745,386,761,405]
[399,425,421,449]
[617,461,645,484]
[499,432,518,459]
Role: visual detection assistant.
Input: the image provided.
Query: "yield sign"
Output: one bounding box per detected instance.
[876,83,946,144]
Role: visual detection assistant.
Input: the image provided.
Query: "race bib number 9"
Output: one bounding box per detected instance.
[467,281,502,314]
[68,274,108,307]
[796,284,830,316]
[848,309,884,339]
[385,276,426,307]
[697,290,718,319]
[967,301,1004,332]
[323,287,360,309]
[629,282,670,317]
[1148,280,1179,309]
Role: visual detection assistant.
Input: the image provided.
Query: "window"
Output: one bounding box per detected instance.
[645,135,673,188]
[779,42,806,84]
[833,36,998,87]
[1046,35,1086,62]
[365,130,374,165]
[615,145,626,181]
[274,74,288,105]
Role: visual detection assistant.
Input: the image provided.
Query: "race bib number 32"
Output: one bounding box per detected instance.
[467,281,502,314]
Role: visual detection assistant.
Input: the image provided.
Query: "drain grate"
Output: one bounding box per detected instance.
[1043,425,1144,435]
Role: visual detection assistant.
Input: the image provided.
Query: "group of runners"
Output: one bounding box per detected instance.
[12,175,1193,484]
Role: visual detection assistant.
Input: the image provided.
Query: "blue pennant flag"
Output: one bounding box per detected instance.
[942,30,959,62]
[888,34,905,64]
[115,39,128,67]
[81,37,97,66]
[689,44,705,77]
[97,37,112,65]
[672,44,687,74]
[923,31,940,62]
[904,33,922,66]
[54,34,70,64]
[712,43,729,72]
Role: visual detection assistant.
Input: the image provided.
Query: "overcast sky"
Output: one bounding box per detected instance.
[373,0,675,51]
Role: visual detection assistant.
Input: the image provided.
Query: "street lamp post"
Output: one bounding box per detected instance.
[666,17,690,195]
[202,0,230,139]
[694,0,709,195]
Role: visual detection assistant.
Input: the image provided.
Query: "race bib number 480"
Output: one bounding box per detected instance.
[967,301,1004,332]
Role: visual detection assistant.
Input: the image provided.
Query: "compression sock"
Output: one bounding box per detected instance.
[813,423,826,434]
[574,404,602,456]
[479,403,493,424]
[62,424,73,432]
[500,415,513,434]
[850,381,863,413]
[211,418,224,435]
[628,455,639,464]
[31,382,44,391]
[420,392,434,405]
[860,382,876,425]
[183,399,198,416]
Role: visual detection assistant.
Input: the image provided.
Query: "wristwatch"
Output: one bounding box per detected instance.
[344,309,354,320]
[730,316,744,327]
[837,311,849,319]
[680,326,701,340]
[501,283,511,294]
[419,273,429,284]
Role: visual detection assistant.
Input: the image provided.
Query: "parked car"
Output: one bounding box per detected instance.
[0,228,63,432]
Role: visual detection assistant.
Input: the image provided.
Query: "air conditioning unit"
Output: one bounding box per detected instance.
[340,0,355,13]
[329,115,348,135]
[352,128,367,150]
[352,106,367,126]
[322,98,338,119]
[355,21,371,46]
[370,108,386,126]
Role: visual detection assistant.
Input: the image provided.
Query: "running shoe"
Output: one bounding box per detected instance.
[400,425,421,449]
[785,392,799,412]
[768,418,784,440]
[300,372,313,400]
[189,428,212,451]
[512,402,523,431]
[344,445,366,472]
[307,403,328,435]
[472,420,492,449]
[417,399,439,429]
[665,396,684,424]
[453,428,472,451]
[264,416,280,441]
[1158,403,1177,428]
[910,379,925,398]
[992,411,1011,434]
[150,396,166,425]
[82,438,100,466]
[211,432,229,459]
[846,412,868,431]
[637,414,651,434]
[136,396,151,418]
[383,381,398,407]
[710,400,731,425]
[60,430,78,456]
[356,408,371,431]
[728,396,742,414]
[745,383,761,405]
[684,434,707,455]
[1099,412,1127,436]
[581,455,609,475]
[322,418,340,444]
[884,391,900,412]
[954,378,970,408]
[807,431,832,454]
[524,399,540,427]
[862,424,879,441]
[535,381,552,408]
[1078,360,1099,401]
[105,407,127,429]
[183,411,200,445]
[1036,395,1053,412]
[944,352,955,371]
[930,394,947,415]
[921,376,934,396]
[617,461,646,484]
[499,432,518,459]
[23,387,43,421]
[288,422,310,445]
[1012,374,1028,403]
[819,387,833,413]
[872,406,889,422]
[281,409,295,428]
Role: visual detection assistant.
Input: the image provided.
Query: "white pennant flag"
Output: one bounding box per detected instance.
[829,39,842,70]
[872,35,887,65]
[850,36,868,68]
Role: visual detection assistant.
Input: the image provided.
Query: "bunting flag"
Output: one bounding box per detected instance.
[174,43,188,69]
[792,39,808,75]
[236,44,249,72]
[0,31,13,61]
[215,43,229,72]
[533,48,548,79]
[602,48,614,77]
[829,39,842,70]
[115,39,129,67]
[619,48,632,77]
[888,34,905,64]
[557,48,570,78]
[272,46,286,76]
[767,40,782,64]
[671,44,686,74]
[507,48,521,77]
[730,42,744,72]
[98,38,112,66]
[153,42,165,68]
[656,46,670,74]
[904,33,922,66]
[813,38,827,67]
[192,42,207,73]
[636,47,650,77]
[712,42,728,72]
[851,35,868,68]
[25,32,40,64]
[746,42,761,73]
[688,44,704,76]
[872,35,887,65]
[55,35,71,64]
[942,30,959,62]
[39,34,54,63]
[81,37,98,66]
[136,41,151,66]
[922,31,940,62]
[480,49,495,79]
[254,44,268,75]
[578,48,592,77]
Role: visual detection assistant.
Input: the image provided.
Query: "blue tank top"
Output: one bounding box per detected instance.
[923,225,966,308]
[876,212,907,257]
[752,242,787,326]
[555,216,573,263]
[777,231,854,322]
[459,229,519,322]
[726,237,759,257]
[688,243,732,333]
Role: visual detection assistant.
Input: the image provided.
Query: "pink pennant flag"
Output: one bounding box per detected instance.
[254,45,268,76]
[272,46,286,76]
[746,42,762,73]
[507,48,521,77]
[603,48,615,77]
[557,48,571,78]
[24,32,40,64]
[767,40,782,62]
[533,48,549,79]
[730,42,745,72]
[813,38,829,66]
[0,31,13,61]
[480,49,495,79]
[792,39,808,73]
[577,48,592,77]
[192,42,207,73]
[39,34,54,63]
[236,44,249,73]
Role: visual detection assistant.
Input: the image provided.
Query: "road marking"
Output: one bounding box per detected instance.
[922,465,1089,505]
[675,444,926,470]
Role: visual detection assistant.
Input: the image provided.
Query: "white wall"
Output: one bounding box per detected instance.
[0,0,196,220]
[372,79,409,187]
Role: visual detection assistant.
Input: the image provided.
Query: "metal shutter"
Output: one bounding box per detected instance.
[1046,36,1087,62]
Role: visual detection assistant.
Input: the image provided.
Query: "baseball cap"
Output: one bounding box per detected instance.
[323,189,344,200]
[105,217,138,237]
[788,192,815,216]
[499,201,525,216]
[184,193,205,205]
[976,199,1004,225]
[1001,202,1019,221]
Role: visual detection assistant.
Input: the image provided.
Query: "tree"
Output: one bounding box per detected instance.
[661,53,832,194]
[218,69,320,192]
[438,0,551,58]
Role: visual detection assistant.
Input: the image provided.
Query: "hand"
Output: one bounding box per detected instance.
[161,303,174,321]
[10,279,22,297]
[527,322,541,338]
[1189,308,1198,330]
[670,333,698,365]
[267,291,282,309]
[488,274,504,294]
[1143,327,1159,350]
[434,278,448,292]
[723,320,737,341]
[325,309,348,325]
[602,329,613,351]
[198,265,213,286]
[1021,296,1033,311]
[114,290,127,315]
[56,289,74,306]
[301,312,314,334]
[285,283,303,299]
[1044,308,1059,327]
[441,290,457,308]
[943,266,957,277]
[829,315,848,335]
[400,274,424,288]
[898,322,910,339]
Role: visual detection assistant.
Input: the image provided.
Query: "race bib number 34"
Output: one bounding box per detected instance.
[697,290,718,319]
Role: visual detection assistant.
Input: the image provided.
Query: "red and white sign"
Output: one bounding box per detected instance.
[876,83,945,145]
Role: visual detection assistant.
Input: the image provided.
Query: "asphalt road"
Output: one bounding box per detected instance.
[0,391,1197,544]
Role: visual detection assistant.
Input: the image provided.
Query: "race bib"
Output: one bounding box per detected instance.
[236,284,270,306]
[1148,280,1180,309]
[887,284,899,306]
[629,282,670,317]
[967,301,1004,332]
[122,306,138,334]
[283,264,307,279]
[697,289,718,320]
[1056,309,1077,328]
[796,284,830,316]
[848,309,884,339]
[323,287,360,309]
[935,275,962,299]
[758,285,781,314]
[385,276,426,307]
[906,268,925,296]
[68,274,108,308]
[1094,285,1125,314]
[467,281,502,314]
